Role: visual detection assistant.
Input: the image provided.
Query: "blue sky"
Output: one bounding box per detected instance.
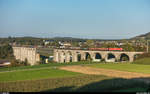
[0,0,150,39]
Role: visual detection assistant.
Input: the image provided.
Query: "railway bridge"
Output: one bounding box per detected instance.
[53,49,144,63]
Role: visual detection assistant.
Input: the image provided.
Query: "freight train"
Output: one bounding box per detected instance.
[68,47,123,51]
[77,48,123,51]
[89,48,123,51]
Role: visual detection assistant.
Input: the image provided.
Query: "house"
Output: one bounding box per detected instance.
[59,41,72,48]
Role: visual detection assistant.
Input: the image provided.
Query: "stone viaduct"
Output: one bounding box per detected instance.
[53,49,144,63]
[13,47,40,65]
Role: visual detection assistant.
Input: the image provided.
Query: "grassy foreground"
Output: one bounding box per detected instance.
[90,63,150,74]
[0,74,148,92]
[1,61,150,92]
[0,68,81,82]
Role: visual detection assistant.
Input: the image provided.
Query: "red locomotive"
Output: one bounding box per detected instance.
[108,48,123,51]
[89,48,123,51]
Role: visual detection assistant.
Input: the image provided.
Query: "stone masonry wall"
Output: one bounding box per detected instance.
[12,47,40,65]
[54,49,144,63]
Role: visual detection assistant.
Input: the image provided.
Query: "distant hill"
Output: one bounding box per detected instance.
[52,37,87,42]
[0,36,125,43]
[49,37,122,41]
[131,32,150,40]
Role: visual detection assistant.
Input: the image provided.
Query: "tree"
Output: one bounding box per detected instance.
[8,36,12,40]
[121,56,129,61]
[24,58,28,66]
[0,44,14,59]
[87,55,92,61]
[10,59,20,67]
[120,39,128,43]
[86,40,95,48]
[72,42,79,47]
[136,52,150,60]
[121,43,135,51]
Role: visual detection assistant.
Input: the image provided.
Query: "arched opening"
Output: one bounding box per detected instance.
[62,51,66,63]
[77,52,81,61]
[85,52,92,61]
[95,53,102,59]
[68,51,72,62]
[56,51,58,61]
[58,52,61,62]
[107,53,116,62]
[94,53,102,62]
[120,53,129,62]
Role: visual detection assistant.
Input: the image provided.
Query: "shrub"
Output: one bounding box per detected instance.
[121,57,129,61]
[24,58,28,66]
[10,59,20,67]
[10,58,30,67]
[134,58,150,65]
[134,52,150,61]
[101,59,105,62]
[87,55,92,61]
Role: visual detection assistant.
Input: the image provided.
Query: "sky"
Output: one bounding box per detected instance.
[0,0,150,39]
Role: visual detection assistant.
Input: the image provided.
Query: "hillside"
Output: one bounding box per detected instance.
[131,32,150,40]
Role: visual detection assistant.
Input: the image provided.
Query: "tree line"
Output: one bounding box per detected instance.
[0,36,148,52]
[0,44,29,67]
[0,44,14,59]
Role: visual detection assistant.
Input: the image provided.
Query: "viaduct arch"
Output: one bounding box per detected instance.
[53,49,144,63]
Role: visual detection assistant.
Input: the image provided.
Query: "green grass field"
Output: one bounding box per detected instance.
[90,63,150,74]
[1,60,150,92]
[0,74,148,92]
[0,68,82,82]
[0,61,100,72]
